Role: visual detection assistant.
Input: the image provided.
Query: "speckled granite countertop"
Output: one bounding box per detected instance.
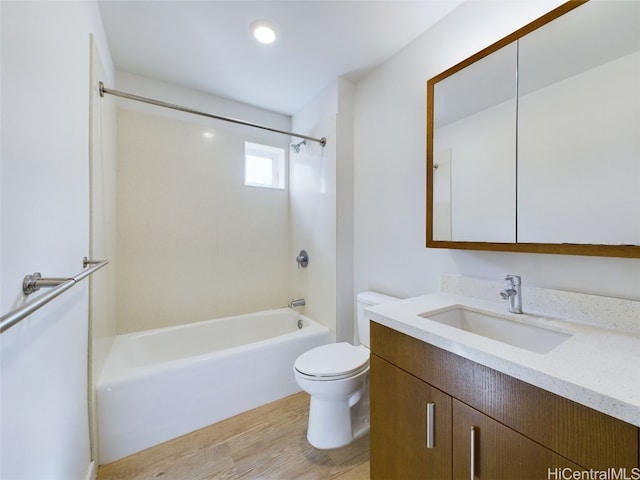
[365,276,640,427]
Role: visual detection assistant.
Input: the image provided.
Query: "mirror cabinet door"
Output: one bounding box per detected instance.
[427,0,640,257]
[517,0,640,245]
[432,42,517,242]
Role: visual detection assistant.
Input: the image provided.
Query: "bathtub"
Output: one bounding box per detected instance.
[97,308,330,463]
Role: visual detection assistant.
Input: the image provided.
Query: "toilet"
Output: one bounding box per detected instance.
[293,291,399,449]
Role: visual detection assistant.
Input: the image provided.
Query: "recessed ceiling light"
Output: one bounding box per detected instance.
[252,21,276,44]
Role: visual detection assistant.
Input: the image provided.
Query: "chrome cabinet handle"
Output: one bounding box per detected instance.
[470,427,476,480]
[426,402,435,448]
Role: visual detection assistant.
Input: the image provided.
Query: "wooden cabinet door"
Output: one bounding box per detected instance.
[452,399,582,480]
[371,354,452,480]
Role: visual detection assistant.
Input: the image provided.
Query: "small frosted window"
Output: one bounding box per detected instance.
[245,155,273,186]
[244,142,285,189]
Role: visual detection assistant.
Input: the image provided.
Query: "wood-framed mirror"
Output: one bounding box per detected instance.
[426,0,640,258]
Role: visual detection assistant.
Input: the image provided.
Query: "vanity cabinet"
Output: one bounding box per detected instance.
[370,322,639,479]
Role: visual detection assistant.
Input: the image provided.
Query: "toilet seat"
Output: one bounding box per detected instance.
[294,342,369,380]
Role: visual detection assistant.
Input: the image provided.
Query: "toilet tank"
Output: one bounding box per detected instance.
[356,291,399,348]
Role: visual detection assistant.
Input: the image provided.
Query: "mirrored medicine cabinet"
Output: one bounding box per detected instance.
[426,0,640,258]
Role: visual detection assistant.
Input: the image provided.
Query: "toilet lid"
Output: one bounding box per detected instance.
[294,342,369,378]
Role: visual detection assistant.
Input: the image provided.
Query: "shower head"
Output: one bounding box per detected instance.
[290,139,306,153]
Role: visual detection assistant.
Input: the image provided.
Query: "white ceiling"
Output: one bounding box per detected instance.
[98,1,464,115]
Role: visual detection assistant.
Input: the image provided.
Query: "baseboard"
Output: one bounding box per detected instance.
[85,460,97,480]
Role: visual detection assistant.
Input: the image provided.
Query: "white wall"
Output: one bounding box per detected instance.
[1,1,113,478]
[354,0,640,302]
[290,84,338,339]
[114,74,291,333]
[290,78,355,342]
[335,79,356,342]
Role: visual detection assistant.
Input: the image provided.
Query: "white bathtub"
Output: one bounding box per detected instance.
[97,308,330,463]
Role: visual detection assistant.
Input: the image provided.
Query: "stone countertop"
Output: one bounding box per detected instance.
[365,292,640,427]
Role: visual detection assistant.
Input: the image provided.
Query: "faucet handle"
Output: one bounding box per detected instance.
[296,250,308,269]
[499,289,513,300]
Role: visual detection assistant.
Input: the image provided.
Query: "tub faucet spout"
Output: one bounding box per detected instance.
[500,275,522,314]
[289,298,305,309]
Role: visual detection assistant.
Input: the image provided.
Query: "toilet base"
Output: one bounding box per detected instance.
[306,378,370,449]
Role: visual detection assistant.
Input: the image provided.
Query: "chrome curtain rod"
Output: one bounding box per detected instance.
[0,258,109,334]
[99,82,327,147]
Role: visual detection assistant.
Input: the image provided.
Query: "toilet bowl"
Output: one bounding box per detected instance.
[293,291,399,449]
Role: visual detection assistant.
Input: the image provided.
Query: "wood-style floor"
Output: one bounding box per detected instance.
[96,392,370,480]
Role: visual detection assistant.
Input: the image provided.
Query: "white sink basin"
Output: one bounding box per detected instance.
[419,306,572,354]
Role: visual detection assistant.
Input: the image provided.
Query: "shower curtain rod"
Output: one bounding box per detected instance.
[99,82,327,147]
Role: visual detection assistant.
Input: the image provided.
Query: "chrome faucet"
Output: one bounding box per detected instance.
[500,275,522,314]
[289,298,306,309]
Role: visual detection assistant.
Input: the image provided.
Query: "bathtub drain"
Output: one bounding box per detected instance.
[297,319,303,329]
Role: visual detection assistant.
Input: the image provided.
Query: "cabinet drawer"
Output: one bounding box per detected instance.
[371,321,639,469]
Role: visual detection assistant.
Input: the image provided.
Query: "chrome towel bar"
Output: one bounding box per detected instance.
[0,257,109,334]
[22,273,69,295]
